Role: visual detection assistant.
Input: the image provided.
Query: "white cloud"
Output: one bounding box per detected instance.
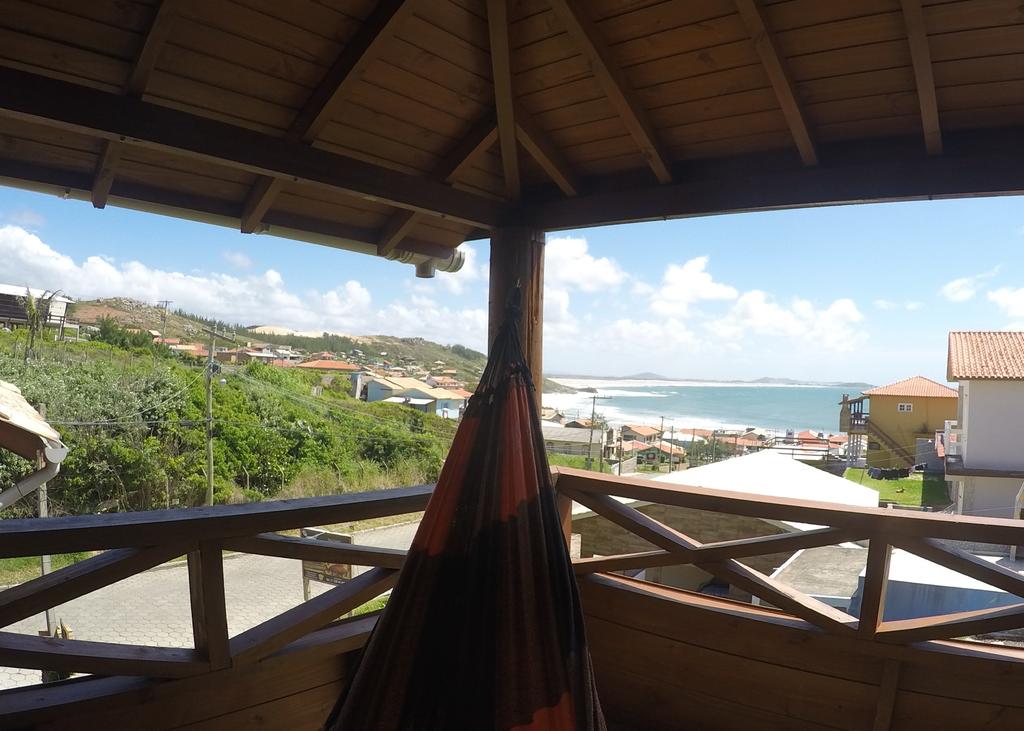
[545,236,625,293]
[988,287,1024,320]
[0,225,487,347]
[875,298,921,312]
[712,290,865,352]
[222,250,253,269]
[650,256,737,316]
[941,266,1000,302]
[3,207,45,229]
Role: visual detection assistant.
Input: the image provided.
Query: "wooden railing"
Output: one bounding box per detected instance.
[4,467,1024,724]
[0,485,431,687]
[557,467,1024,644]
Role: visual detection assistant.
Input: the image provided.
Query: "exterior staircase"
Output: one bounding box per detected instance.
[866,420,916,467]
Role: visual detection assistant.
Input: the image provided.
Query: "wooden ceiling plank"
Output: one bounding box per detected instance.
[487,0,521,199]
[241,0,416,232]
[733,0,818,166]
[91,0,179,209]
[0,66,505,228]
[547,0,673,184]
[378,112,498,255]
[900,0,943,155]
[515,103,579,196]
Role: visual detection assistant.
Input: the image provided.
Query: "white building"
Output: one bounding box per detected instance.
[945,331,1024,518]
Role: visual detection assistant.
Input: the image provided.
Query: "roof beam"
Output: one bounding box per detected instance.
[900,0,942,155]
[0,66,505,228]
[241,0,415,232]
[515,103,579,196]
[526,128,1024,231]
[487,0,520,199]
[548,0,672,184]
[733,0,817,166]
[91,0,178,209]
[0,157,456,260]
[377,113,498,256]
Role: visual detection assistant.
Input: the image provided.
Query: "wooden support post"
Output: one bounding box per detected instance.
[489,227,544,406]
[187,541,230,671]
[872,658,901,731]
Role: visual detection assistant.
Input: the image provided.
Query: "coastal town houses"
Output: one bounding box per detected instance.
[621,423,662,444]
[541,424,605,461]
[945,331,1024,518]
[364,376,466,417]
[840,376,958,469]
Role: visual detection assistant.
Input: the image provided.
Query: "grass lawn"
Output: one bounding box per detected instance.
[844,468,951,509]
[352,594,389,616]
[0,552,90,586]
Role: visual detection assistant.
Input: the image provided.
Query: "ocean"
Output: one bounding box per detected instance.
[542,378,856,435]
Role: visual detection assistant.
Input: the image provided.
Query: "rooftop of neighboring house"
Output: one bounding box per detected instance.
[622,424,661,437]
[371,376,462,401]
[295,359,359,371]
[541,425,605,443]
[0,284,73,303]
[451,388,473,399]
[564,418,593,428]
[863,375,958,399]
[948,331,1024,381]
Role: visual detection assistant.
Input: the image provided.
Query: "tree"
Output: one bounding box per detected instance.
[18,288,60,363]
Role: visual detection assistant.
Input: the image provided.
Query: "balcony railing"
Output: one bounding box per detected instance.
[945,423,964,457]
[4,469,1024,728]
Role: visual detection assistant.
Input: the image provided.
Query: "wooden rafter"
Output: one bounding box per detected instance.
[548,0,672,184]
[516,104,579,197]
[0,67,505,229]
[377,113,498,256]
[900,0,942,155]
[241,0,415,233]
[91,0,179,209]
[526,128,1024,232]
[733,0,818,166]
[487,0,520,199]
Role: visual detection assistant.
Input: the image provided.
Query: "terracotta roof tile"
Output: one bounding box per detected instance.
[948,331,1024,380]
[863,375,957,398]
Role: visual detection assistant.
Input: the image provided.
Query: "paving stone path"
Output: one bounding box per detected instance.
[0,553,329,690]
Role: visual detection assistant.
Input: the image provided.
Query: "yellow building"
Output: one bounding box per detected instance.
[842,376,958,469]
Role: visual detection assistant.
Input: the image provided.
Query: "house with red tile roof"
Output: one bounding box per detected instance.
[842,375,957,470]
[945,331,1024,518]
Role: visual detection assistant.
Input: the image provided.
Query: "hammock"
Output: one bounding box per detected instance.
[327,295,606,730]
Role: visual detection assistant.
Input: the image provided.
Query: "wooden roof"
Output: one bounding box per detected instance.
[1,0,1023,261]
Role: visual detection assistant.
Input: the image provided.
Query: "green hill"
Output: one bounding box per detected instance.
[0,329,455,519]
[71,298,574,393]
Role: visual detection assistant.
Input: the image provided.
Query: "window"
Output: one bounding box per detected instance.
[898,403,913,413]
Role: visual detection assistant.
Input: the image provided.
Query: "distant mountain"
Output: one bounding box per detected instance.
[547,371,874,389]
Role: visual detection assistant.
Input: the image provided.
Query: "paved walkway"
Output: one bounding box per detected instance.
[0,554,328,690]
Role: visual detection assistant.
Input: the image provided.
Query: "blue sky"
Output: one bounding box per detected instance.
[1,185,1022,385]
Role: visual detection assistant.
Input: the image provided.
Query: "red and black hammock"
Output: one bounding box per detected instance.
[327,297,605,730]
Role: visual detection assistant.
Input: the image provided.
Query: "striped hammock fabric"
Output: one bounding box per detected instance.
[327,296,605,730]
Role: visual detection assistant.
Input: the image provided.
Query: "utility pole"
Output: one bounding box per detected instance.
[202,326,234,506]
[157,299,172,330]
[668,425,675,473]
[36,403,55,636]
[617,432,623,475]
[585,394,611,470]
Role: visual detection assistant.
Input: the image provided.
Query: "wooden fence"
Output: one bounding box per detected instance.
[3,467,1024,728]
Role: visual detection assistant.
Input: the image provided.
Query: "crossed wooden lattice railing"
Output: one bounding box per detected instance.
[0,485,432,682]
[557,467,1024,644]
[3,466,1024,693]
